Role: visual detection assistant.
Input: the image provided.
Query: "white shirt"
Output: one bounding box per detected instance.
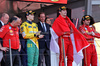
[40,21,47,32]
[0,20,4,26]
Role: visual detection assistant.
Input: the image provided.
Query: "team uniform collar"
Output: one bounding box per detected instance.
[0,20,4,26]
[9,23,18,31]
[83,24,89,28]
[26,20,32,24]
[9,23,16,28]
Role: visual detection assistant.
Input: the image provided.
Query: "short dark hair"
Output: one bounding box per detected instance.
[16,14,21,18]
[81,15,95,25]
[38,12,45,17]
[9,17,17,23]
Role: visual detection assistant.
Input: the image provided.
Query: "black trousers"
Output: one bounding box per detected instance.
[4,49,21,66]
[38,48,51,66]
[1,59,5,66]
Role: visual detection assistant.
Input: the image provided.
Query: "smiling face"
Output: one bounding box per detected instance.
[26,14,34,21]
[39,13,46,23]
[83,19,90,25]
[59,9,67,18]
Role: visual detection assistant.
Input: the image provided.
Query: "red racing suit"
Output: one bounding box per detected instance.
[52,16,74,66]
[79,25,100,66]
[52,15,89,66]
[58,34,73,66]
[58,20,73,66]
[0,23,19,49]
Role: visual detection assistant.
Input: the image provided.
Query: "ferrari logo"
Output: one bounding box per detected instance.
[86,30,88,33]
[90,28,92,30]
[10,30,13,33]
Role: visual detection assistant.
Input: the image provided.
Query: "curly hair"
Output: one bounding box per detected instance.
[81,15,95,25]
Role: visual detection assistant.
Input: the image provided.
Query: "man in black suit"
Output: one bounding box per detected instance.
[37,12,51,66]
[0,13,9,66]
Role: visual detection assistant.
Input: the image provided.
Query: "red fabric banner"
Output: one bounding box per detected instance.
[21,0,67,4]
[52,15,89,52]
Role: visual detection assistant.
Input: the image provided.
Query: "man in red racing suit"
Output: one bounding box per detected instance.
[79,15,100,66]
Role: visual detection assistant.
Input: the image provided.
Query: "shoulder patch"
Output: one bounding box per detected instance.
[25,24,27,26]
[21,27,24,32]
[90,28,92,30]
[36,24,38,27]
[9,26,12,29]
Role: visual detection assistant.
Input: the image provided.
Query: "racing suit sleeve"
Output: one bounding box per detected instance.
[0,26,8,38]
[92,27,100,38]
[79,26,93,39]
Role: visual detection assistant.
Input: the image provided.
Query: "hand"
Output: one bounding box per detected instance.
[0,47,8,52]
[39,35,44,38]
[87,32,95,36]
[18,44,21,52]
[70,28,73,34]
[91,31,95,36]
[36,31,41,36]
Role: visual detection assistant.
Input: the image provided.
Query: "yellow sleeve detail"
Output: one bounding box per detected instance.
[20,22,35,39]
[33,23,40,39]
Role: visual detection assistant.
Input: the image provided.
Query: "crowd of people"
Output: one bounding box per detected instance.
[0,6,100,66]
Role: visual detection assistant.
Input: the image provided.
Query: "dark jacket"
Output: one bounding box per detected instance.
[37,22,51,49]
